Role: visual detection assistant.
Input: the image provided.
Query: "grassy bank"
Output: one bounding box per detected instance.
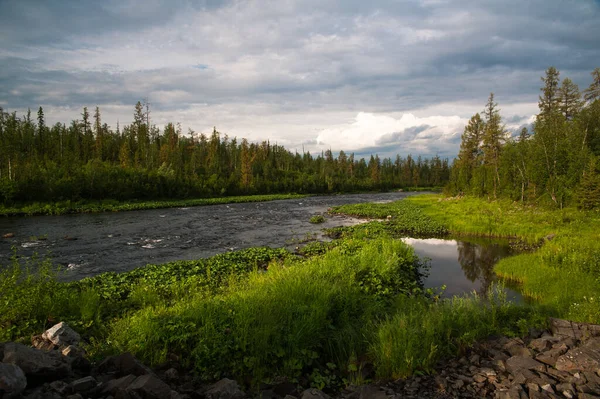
[0,193,308,216]
[0,229,542,387]
[332,194,600,324]
[8,193,586,387]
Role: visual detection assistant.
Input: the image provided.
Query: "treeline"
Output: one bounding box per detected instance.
[449,67,600,209]
[0,103,450,203]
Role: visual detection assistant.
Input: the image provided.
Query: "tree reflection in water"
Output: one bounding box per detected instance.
[457,240,512,297]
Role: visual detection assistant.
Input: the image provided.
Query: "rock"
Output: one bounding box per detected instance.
[61,345,84,358]
[2,233,15,238]
[497,385,528,399]
[550,318,600,340]
[348,385,387,399]
[0,363,27,398]
[163,367,179,382]
[126,374,172,399]
[101,374,137,396]
[42,322,81,347]
[272,380,298,397]
[71,376,97,392]
[535,345,568,367]
[49,380,70,395]
[540,383,555,393]
[555,337,600,372]
[283,396,298,399]
[299,388,330,399]
[98,353,153,377]
[2,342,70,380]
[66,394,83,399]
[528,338,554,353]
[204,378,245,399]
[31,335,56,352]
[505,356,546,375]
[504,338,532,357]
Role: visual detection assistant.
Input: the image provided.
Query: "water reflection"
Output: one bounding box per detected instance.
[402,237,522,301]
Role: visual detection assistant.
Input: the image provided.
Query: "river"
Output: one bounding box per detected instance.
[0,192,521,299]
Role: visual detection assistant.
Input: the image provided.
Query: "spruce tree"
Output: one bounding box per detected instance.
[539,67,561,118]
[559,78,584,120]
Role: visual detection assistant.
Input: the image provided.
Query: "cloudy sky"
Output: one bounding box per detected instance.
[1,0,599,158]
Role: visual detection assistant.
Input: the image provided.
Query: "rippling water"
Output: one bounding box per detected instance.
[0,192,413,280]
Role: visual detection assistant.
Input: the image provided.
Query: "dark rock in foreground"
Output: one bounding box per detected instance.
[3,319,600,398]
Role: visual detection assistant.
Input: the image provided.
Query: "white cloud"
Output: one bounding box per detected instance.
[315,112,466,153]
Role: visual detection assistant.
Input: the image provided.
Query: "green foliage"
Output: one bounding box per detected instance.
[578,158,600,210]
[371,289,545,379]
[410,194,600,324]
[309,215,325,224]
[330,200,448,237]
[0,105,451,208]
[0,194,307,216]
[447,67,600,207]
[107,239,426,382]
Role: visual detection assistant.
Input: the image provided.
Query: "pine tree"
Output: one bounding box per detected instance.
[94,106,103,160]
[481,93,505,198]
[584,67,600,103]
[559,78,584,120]
[539,67,561,118]
[455,113,485,192]
[579,157,600,209]
[37,106,46,155]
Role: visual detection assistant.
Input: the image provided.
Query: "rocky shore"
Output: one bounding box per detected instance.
[2,319,600,399]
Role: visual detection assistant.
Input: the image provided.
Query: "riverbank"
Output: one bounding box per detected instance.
[0,194,308,217]
[4,193,598,395]
[0,187,443,217]
[331,194,600,324]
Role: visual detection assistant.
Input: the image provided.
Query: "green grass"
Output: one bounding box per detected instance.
[309,215,326,224]
[0,193,308,216]
[372,289,546,379]
[107,239,427,382]
[5,192,589,388]
[330,200,448,237]
[335,194,600,324]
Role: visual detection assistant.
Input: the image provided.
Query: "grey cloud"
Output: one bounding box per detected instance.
[1,0,599,156]
[377,125,432,145]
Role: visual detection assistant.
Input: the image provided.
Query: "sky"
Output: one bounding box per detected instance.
[1,0,599,159]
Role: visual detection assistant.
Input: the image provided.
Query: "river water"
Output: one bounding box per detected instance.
[0,192,520,298]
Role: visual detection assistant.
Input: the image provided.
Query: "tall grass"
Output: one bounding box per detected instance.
[372,289,545,379]
[107,239,425,382]
[406,195,600,324]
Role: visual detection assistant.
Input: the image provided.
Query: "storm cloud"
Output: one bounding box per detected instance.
[1,0,598,158]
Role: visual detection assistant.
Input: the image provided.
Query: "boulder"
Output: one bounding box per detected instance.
[505,356,546,375]
[299,388,331,399]
[0,363,27,398]
[204,378,245,399]
[42,322,81,347]
[100,374,137,396]
[555,337,600,372]
[97,352,153,377]
[550,318,600,340]
[126,374,173,399]
[2,342,70,380]
[71,376,97,392]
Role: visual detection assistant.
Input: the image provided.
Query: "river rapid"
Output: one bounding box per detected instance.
[0,192,520,299]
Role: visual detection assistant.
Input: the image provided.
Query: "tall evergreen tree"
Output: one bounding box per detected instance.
[584,67,600,103]
[559,78,584,120]
[539,67,561,118]
[481,93,504,198]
